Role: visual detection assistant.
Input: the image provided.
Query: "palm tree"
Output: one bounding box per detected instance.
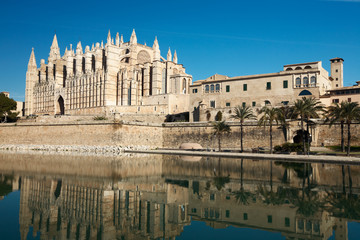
[231,105,255,152]
[292,97,323,154]
[325,102,346,152]
[276,105,294,142]
[341,102,360,156]
[258,106,279,154]
[212,121,231,151]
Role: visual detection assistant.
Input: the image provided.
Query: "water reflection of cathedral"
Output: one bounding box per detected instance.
[1,152,359,240]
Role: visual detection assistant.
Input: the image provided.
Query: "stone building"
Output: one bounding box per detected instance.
[189,59,343,122]
[25,30,192,121]
[320,80,360,106]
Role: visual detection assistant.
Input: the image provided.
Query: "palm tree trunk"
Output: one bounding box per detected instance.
[240,123,244,153]
[218,135,221,152]
[347,122,351,156]
[341,121,345,152]
[342,165,346,194]
[306,121,310,155]
[301,118,305,155]
[348,165,352,195]
[270,124,273,154]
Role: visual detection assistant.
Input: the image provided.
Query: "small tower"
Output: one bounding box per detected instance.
[48,34,60,62]
[173,50,178,64]
[130,29,137,45]
[330,57,344,88]
[25,48,37,116]
[167,48,172,62]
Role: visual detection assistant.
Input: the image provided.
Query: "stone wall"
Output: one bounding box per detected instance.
[1,120,360,150]
[0,121,163,148]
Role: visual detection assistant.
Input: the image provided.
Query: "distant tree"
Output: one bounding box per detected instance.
[0,93,18,123]
[258,106,279,154]
[231,105,255,152]
[213,121,231,151]
[325,102,346,152]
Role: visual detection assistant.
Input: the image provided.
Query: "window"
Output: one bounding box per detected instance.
[210,84,214,93]
[252,101,256,107]
[192,88,198,93]
[283,80,288,88]
[336,84,339,87]
[282,101,289,106]
[191,208,197,213]
[266,82,271,90]
[285,217,290,227]
[226,102,230,107]
[215,84,220,92]
[333,99,339,103]
[336,78,338,81]
[310,76,316,87]
[210,194,215,200]
[205,85,209,93]
[226,195,230,200]
[243,84,247,91]
[242,102,246,107]
[226,210,230,218]
[265,100,271,105]
[243,213,248,220]
[348,98,352,102]
[303,77,309,87]
[296,77,301,87]
[226,85,230,92]
[268,215,272,223]
[210,101,216,108]
[336,69,338,72]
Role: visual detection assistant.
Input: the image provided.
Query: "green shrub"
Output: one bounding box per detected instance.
[274,143,303,152]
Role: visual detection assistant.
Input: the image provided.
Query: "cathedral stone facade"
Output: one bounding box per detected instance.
[25,30,192,119]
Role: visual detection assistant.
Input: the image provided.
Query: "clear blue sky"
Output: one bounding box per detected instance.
[0,0,359,101]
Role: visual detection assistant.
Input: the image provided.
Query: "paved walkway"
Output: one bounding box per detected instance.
[125,149,360,165]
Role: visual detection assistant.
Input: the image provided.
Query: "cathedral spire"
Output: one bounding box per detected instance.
[49,34,60,60]
[153,36,159,50]
[51,34,59,50]
[107,30,111,44]
[153,37,160,61]
[116,32,120,46]
[167,47,172,62]
[28,48,37,69]
[173,50,178,64]
[76,41,83,55]
[130,29,137,45]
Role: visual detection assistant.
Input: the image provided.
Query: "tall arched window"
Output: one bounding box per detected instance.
[205,85,209,93]
[183,78,187,93]
[210,84,214,93]
[303,77,309,87]
[310,76,316,87]
[296,77,301,87]
[162,69,166,94]
[215,84,220,92]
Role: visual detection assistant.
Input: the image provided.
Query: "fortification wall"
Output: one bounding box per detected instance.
[0,122,163,148]
[1,121,360,150]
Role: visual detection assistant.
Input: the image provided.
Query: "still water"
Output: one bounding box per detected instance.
[0,152,359,240]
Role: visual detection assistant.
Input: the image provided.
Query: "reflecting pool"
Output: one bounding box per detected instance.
[0,152,360,239]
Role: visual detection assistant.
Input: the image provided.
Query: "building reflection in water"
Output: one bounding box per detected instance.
[0,152,359,240]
